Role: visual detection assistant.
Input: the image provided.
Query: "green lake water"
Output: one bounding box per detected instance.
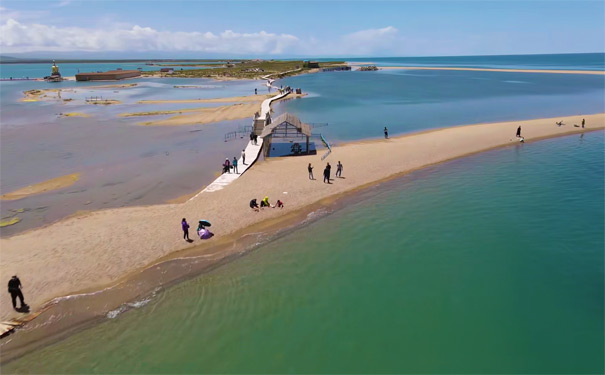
[4,132,604,374]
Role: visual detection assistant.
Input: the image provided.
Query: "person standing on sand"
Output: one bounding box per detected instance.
[242,149,246,165]
[8,275,27,311]
[308,163,314,180]
[582,118,585,128]
[255,88,257,95]
[324,163,332,184]
[232,157,239,174]
[516,126,522,138]
[182,218,190,241]
[223,158,231,174]
[336,161,343,178]
[384,127,389,139]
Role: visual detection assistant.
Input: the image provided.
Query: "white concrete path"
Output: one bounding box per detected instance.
[188,90,291,200]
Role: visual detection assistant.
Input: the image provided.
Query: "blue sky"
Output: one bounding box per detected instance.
[1,0,603,57]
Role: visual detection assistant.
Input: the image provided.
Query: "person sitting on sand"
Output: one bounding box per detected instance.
[198,227,214,240]
[260,196,271,208]
[556,121,564,126]
[276,200,284,209]
[197,220,206,232]
[250,198,260,211]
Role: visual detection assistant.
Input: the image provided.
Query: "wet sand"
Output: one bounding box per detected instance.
[137,102,262,126]
[381,66,605,75]
[0,113,602,325]
[21,83,138,102]
[1,173,80,201]
[60,112,91,118]
[129,94,306,126]
[137,93,306,105]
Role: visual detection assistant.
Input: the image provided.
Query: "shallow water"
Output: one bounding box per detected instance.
[2,54,603,235]
[5,131,603,374]
[275,68,605,142]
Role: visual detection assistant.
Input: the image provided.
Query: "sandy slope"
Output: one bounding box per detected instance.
[0,113,602,320]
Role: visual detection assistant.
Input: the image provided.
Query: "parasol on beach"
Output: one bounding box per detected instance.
[198,220,211,227]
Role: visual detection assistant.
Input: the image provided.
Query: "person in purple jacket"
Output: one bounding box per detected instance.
[182,218,190,241]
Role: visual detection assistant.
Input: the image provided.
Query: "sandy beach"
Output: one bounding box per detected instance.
[0,113,602,323]
[380,66,605,75]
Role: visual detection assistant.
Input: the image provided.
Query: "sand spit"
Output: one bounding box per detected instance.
[137,102,262,126]
[380,66,605,75]
[0,113,602,323]
[1,173,81,201]
[137,93,305,105]
[127,93,306,126]
[60,112,91,118]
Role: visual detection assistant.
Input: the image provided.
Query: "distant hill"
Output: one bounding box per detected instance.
[0,55,46,63]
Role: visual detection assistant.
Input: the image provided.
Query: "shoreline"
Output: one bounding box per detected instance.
[0,113,603,362]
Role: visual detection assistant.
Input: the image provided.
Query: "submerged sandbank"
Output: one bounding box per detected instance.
[136,102,262,126]
[380,66,605,75]
[0,114,602,325]
[1,173,80,201]
[126,93,306,126]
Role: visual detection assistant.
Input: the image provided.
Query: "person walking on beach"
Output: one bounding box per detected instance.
[242,149,246,165]
[308,163,314,180]
[232,157,239,174]
[182,218,190,241]
[324,163,332,184]
[336,161,343,178]
[223,158,231,174]
[8,275,27,311]
[255,88,257,95]
[384,127,389,139]
[516,126,522,138]
[582,118,585,128]
[254,134,258,145]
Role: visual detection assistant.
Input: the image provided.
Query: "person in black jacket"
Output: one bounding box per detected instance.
[8,275,27,310]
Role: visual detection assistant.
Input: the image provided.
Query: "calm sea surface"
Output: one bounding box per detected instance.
[5,131,604,374]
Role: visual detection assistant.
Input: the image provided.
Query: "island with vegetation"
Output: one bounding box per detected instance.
[142,60,347,79]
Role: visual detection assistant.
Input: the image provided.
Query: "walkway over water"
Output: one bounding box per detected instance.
[188,90,291,200]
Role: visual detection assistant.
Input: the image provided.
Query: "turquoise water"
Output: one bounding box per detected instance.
[275,68,605,142]
[0,61,221,79]
[5,131,603,374]
[341,53,605,70]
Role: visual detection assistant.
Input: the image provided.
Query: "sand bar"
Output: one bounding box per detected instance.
[60,112,91,118]
[0,113,602,322]
[1,173,80,201]
[380,66,605,75]
[137,93,305,105]
[137,102,262,126]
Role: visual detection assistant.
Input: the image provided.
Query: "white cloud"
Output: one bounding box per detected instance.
[340,26,402,55]
[0,18,300,54]
[55,0,72,7]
